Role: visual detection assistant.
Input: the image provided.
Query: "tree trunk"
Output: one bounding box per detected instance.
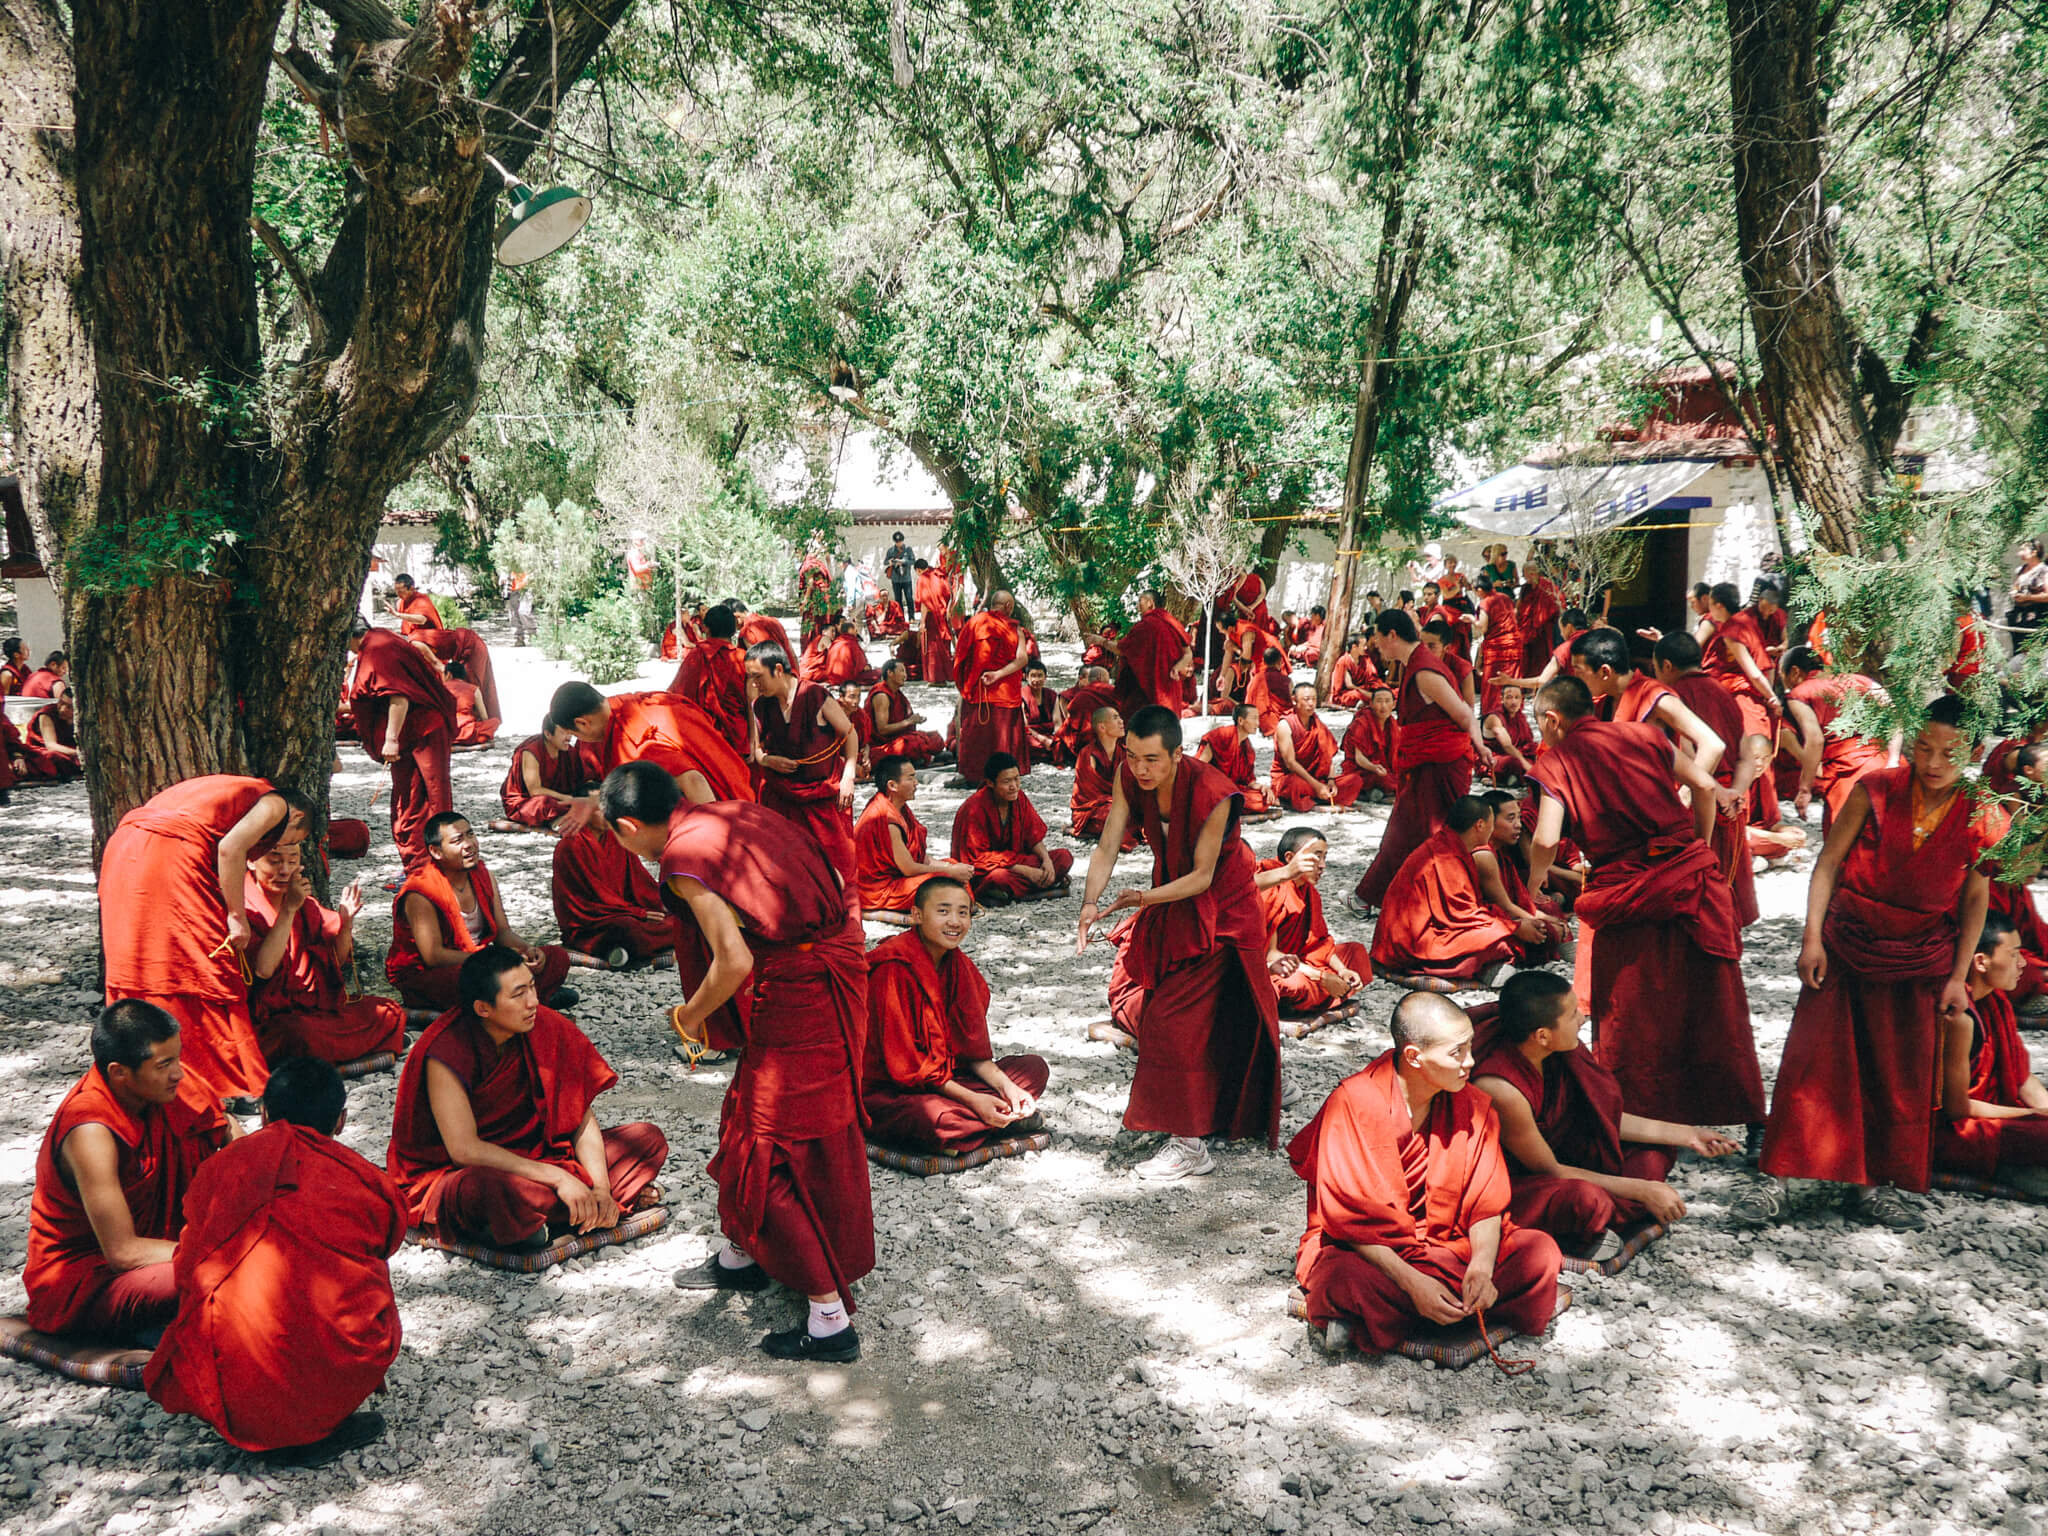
[1726,0,1882,558]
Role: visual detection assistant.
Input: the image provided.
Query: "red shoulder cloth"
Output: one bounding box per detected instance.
[865,930,994,1090]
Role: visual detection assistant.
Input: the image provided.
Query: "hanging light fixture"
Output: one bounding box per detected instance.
[485,154,591,267]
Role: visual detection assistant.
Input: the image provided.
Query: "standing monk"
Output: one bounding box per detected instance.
[671,604,753,761]
[1115,590,1195,720]
[747,641,861,889]
[246,846,407,1067]
[1701,582,1781,826]
[1474,575,1522,693]
[1651,633,1763,927]
[347,620,457,872]
[102,776,312,1105]
[953,589,1031,784]
[386,573,442,632]
[550,682,754,806]
[1749,696,1999,1229]
[605,763,874,1362]
[914,560,956,685]
[1078,706,1282,1182]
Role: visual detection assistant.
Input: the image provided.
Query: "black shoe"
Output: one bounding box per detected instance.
[1744,1123,1766,1166]
[760,1323,860,1363]
[977,887,1014,909]
[223,1096,262,1116]
[546,986,580,1009]
[267,1411,387,1468]
[674,1256,770,1293]
[505,1228,556,1254]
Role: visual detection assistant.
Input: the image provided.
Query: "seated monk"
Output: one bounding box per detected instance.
[1469,790,1568,963]
[855,755,975,919]
[20,696,82,781]
[1334,686,1400,804]
[1255,827,1371,1016]
[951,753,1075,906]
[447,674,501,749]
[552,823,676,968]
[1472,973,1735,1251]
[1205,651,1243,717]
[1198,703,1274,815]
[25,1002,232,1341]
[499,720,597,830]
[246,844,406,1066]
[387,947,668,1250]
[864,877,1051,1151]
[836,680,873,780]
[1023,662,1062,760]
[1054,666,1118,766]
[1936,914,2048,1193]
[387,813,575,1011]
[1482,683,1536,785]
[1371,796,1544,984]
[824,621,880,688]
[1272,683,1357,812]
[864,658,947,767]
[1329,634,1379,708]
[1071,708,1139,852]
[1289,992,1563,1355]
[144,1058,404,1460]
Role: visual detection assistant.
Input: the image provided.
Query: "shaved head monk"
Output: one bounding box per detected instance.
[671,604,753,759]
[954,589,1032,784]
[864,877,1051,1152]
[1288,992,1562,1356]
[1078,705,1282,1182]
[1073,707,1140,850]
[605,762,873,1363]
[1370,796,1537,985]
[25,1001,232,1341]
[1254,827,1371,1019]
[550,680,754,811]
[551,824,677,969]
[1330,633,1377,708]
[1352,609,1493,912]
[102,776,314,1105]
[746,641,861,889]
[1569,627,1724,774]
[950,753,1074,907]
[145,1058,404,1461]
[347,619,457,872]
[1749,695,2001,1229]
[1272,684,1355,812]
[856,755,975,920]
[1480,682,1535,786]
[1198,703,1273,815]
[387,813,575,1011]
[1526,676,1765,1136]
[865,658,946,767]
[1054,665,1119,766]
[1472,973,1737,1255]
[389,947,667,1252]
[1023,661,1062,759]
[1335,686,1400,805]
[246,844,406,1067]
[1936,914,2048,1193]
[499,719,598,831]
[19,694,81,780]
[1116,589,1195,720]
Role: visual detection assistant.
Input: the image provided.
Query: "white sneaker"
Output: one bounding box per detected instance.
[1280,1079,1302,1109]
[1135,1138,1215,1182]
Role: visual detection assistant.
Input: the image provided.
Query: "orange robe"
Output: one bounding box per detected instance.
[245,880,407,1066]
[417,626,499,721]
[954,610,1029,783]
[854,793,930,913]
[551,826,676,960]
[448,677,501,747]
[1369,829,1518,980]
[1200,723,1271,813]
[385,862,571,1010]
[951,785,1074,902]
[602,691,754,803]
[391,591,442,631]
[738,612,796,666]
[350,628,457,872]
[1257,859,1372,1013]
[1244,662,1290,738]
[1329,651,1379,708]
[671,638,753,759]
[824,633,880,687]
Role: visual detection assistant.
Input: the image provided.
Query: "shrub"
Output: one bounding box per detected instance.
[561,592,649,684]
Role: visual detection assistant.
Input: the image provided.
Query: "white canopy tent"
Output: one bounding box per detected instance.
[1433,457,1721,539]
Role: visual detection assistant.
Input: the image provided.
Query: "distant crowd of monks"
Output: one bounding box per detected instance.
[19,548,2048,1460]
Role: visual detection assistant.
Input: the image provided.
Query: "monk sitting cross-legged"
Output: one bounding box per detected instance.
[1932,913,2048,1193]
[864,878,1051,1153]
[498,720,598,831]
[1255,827,1371,1021]
[1469,790,1568,965]
[1022,663,1063,760]
[387,813,575,1012]
[1480,684,1536,787]
[1471,973,1737,1255]
[1329,634,1378,708]
[1073,708,1142,851]
[865,658,947,767]
[19,695,82,781]
[245,844,406,1067]
[551,823,676,969]
[145,1058,404,1462]
[1289,992,1563,1356]
[1371,796,1542,985]
[387,947,668,1252]
[1198,703,1275,816]
[25,1002,233,1342]
[855,755,975,921]
[1271,684,1357,812]
[951,753,1075,907]
[1334,685,1401,805]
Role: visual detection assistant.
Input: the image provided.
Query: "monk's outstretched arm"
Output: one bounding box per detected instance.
[1614,1112,1738,1156]
[1076,779,1138,952]
[61,1124,176,1272]
[1800,783,1870,988]
[424,1060,604,1227]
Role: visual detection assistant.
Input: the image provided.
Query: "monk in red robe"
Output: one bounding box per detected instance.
[864,878,1050,1151]
[552,824,676,967]
[1481,684,1536,786]
[20,650,68,698]
[387,813,574,1010]
[0,711,22,800]
[1256,827,1371,1019]
[605,763,872,1362]
[1221,571,1274,637]
[551,681,754,806]
[746,641,860,888]
[1471,973,1736,1248]
[1022,662,1062,759]
[18,696,82,780]
[1470,790,1568,959]
[1290,992,1562,1356]
[386,573,442,632]
[734,602,796,666]
[146,1058,403,1459]
[1197,704,1275,816]
[856,755,974,917]
[102,776,312,1104]
[1980,721,2048,798]
[1078,706,1282,1181]
[498,722,598,829]
[1516,573,1564,676]
[1271,684,1355,811]
[1072,707,1142,851]
[1751,696,1999,1227]
[0,635,26,696]
[823,621,880,687]
[1055,667,1119,766]
[246,846,405,1066]
[1527,676,1767,1135]
[1778,647,1893,825]
[835,680,872,780]
[914,560,956,686]
[1987,876,2048,1009]
[1474,575,1522,688]
[417,626,501,722]
[347,620,457,872]
[864,658,947,766]
[952,753,1074,905]
[670,603,753,760]
[1335,687,1400,804]
[1370,798,1537,983]
[1937,915,2048,1190]
[1243,647,1291,738]
[1329,635,1378,708]
[1701,582,1782,826]
[1290,606,1327,666]
[26,1002,232,1340]
[1115,589,1194,719]
[954,589,1031,784]
[1648,633,1763,927]
[1353,610,1492,910]
[388,947,666,1251]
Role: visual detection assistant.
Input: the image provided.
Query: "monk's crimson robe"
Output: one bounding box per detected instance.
[1115,607,1192,719]
[865,598,908,639]
[499,733,598,827]
[388,1005,665,1245]
[1477,592,1522,683]
[602,691,754,803]
[1222,573,1273,634]
[102,775,278,1099]
[1533,719,1766,1126]
[246,879,406,1066]
[418,626,500,721]
[1787,673,1888,824]
[1335,709,1400,802]
[1487,703,1537,784]
[1983,736,2038,798]
[552,826,676,961]
[915,569,955,686]
[1243,663,1291,738]
[350,628,457,872]
[18,704,80,780]
[145,1123,407,1451]
[1750,602,1787,655]
[1369,829,1519,980]
[755,680,857,889]
[862,931,1050,1152]
[1664,670,1760,928]
[1272,710,1357,811]
[20,666,61,697]
[1024,682,1060,758]
[1603,673,1672,727]
[1330,651,1380,708]
[864,682,945,766]
[794,631,830,683]
[1291,620,1325,665]
[26,1069,227,1337]
[671,637,752,759]
[1948,611,1989,689]
[1934,990,2048,1175]
[0,712,20,790]
[660,801,874,1305]
[1108,757,1282,1145]
[1289,1053,1561,1353]
[951,785,1074,902]
[448,678,500,748]
[954,610,1030,784]
[1761,766,2005,1190]
[1256,858,1372,1014]
[854,793,931,913]
[1704,609,1780,826]
[390,591,442,631]
[1989,879,2048,1002]
[1053,681,1119,766]
[1071,741,1140,851]
[823,633,879,688]
[0,657,24,695]
[738,612,796,666]
[1354,646,1474,908]
[1469,1015,1674,1243]
[1200,723,1272,813]
[1517,578,1563,674]
[385,862,572,1009]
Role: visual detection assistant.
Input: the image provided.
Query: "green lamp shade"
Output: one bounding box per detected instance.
[493,183,592,267]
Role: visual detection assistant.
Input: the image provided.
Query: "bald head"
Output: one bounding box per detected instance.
[1389,991,1473,1055]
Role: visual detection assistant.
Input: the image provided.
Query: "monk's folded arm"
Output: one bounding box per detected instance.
[569,1108,615,1203]
[424,1059,577,1189]
[1469,851,1533,923]
[61,1124,177,1273]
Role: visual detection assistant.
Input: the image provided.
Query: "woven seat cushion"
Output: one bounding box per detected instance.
[0,1315,149,1390]
[867,1131,1052,1177]
[1285,1286,1573,1368]
[1280,1000,1360,1040]
[1372,971,1467,996]
[336,1051,400,1081]
[406,1205,669,1272]
[1932,1169,2048,1205]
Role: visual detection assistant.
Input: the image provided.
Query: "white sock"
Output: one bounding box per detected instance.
[717,1243,755,1270]
[808,1298,850,1337]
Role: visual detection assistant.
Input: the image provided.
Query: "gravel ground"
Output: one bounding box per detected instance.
[1,622,2045,1536]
